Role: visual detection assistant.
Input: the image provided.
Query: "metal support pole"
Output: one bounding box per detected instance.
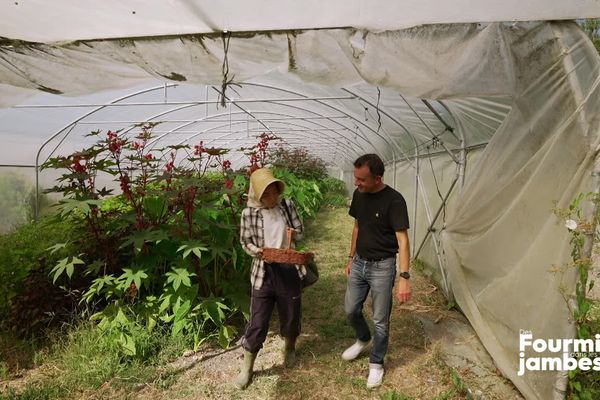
[392,154,397,189]
[412,155,419,258]
[16,96,357,109]
[414,175,459,296]
[398,93,459,164]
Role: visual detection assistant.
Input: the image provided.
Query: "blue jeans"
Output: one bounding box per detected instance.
[345,255,396,365]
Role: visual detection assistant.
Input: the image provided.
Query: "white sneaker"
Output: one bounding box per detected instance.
[341,339,370,361]
[367,363,384,388]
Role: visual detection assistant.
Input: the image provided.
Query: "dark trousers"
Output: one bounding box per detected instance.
[241,262,302,353]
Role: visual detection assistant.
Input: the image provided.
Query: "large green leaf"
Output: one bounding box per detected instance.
[177,241,208,260]
[166,267,196,291]
[55,198,104,218]
[120,229,169,253]
[218,325,237,348]
[143,196,167,221]
[118,332,137,356]
[202,298,230,325]
[50,255,85,283]
[121,267,149,290]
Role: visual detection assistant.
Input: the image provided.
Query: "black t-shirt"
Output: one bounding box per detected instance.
[349,185,410,260]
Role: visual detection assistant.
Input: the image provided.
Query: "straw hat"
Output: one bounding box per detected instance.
[249,168,285,203]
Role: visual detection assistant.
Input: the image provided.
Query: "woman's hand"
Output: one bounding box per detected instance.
[286,227,295,247]
[286,227,296,239]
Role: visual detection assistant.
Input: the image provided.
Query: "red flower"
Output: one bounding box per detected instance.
[194,141,205,156]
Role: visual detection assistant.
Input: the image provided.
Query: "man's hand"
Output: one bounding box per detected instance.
[395,278,411,303]
[345,258,353,277]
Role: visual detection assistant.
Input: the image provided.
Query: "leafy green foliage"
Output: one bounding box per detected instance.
[37,126,328,358]
[274,168,323,219]
[318,176,348,207]
[581,19,600,55]
[38,125,248,355]
[0,216,78,327]
[380,391,415,400]
[553,192,600,399]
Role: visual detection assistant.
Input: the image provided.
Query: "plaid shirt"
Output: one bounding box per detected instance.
[240,198,306,290]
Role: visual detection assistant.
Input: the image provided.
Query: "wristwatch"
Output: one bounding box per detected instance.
[399,271,410,279]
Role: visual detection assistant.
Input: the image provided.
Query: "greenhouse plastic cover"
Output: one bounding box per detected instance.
[2,4,600,400]
[1,0,599,43]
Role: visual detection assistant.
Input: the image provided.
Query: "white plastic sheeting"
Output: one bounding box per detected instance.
[1,0,599,43]
[1,19,600,400]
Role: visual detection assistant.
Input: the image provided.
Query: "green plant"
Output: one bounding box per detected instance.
[39,127,327,357]
[319,176,348,208]
[273,168,323,219]
[0,322,191,398]
[553,192,600,400]
[41,124,248,355]
[0,384,66,400]
[380,391,414,400]
[0,216,78,331]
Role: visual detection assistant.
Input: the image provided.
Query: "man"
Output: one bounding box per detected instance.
[343,153,411,389]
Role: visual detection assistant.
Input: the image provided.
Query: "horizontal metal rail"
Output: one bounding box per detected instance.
[14,96,357,108]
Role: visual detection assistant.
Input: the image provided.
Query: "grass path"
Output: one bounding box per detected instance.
[138,206,475,400]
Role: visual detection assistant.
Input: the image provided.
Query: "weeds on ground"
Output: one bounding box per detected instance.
[380,390,415,400]
[0,322,190,398]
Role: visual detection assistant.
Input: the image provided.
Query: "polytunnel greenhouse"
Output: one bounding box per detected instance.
[1,2,600,400]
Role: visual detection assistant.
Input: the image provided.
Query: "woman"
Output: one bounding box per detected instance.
[234,167,307,390]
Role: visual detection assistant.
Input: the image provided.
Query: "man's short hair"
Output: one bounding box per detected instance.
[354,154,384,177]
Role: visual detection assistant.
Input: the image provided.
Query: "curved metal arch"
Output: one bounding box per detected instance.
[34,83,178,219]
[224,120,355,155]
[203,111,358,155]
[213,129,353,167]
[147,109,353,152]
[216,118,357,157]
[234,98,381,156]
[146,109,241,149]
[108,88,225,143]
[161,112,360,168]
[340,88,421,164]
[151,109,359,157]
[220,83,379,147]
[62,82,384,170]
[258,98,418,170]
[341,88,424,143]
[396,92,459,164]
[236,82,404,160]
[168,118,357,162]
[210,84,375,168]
